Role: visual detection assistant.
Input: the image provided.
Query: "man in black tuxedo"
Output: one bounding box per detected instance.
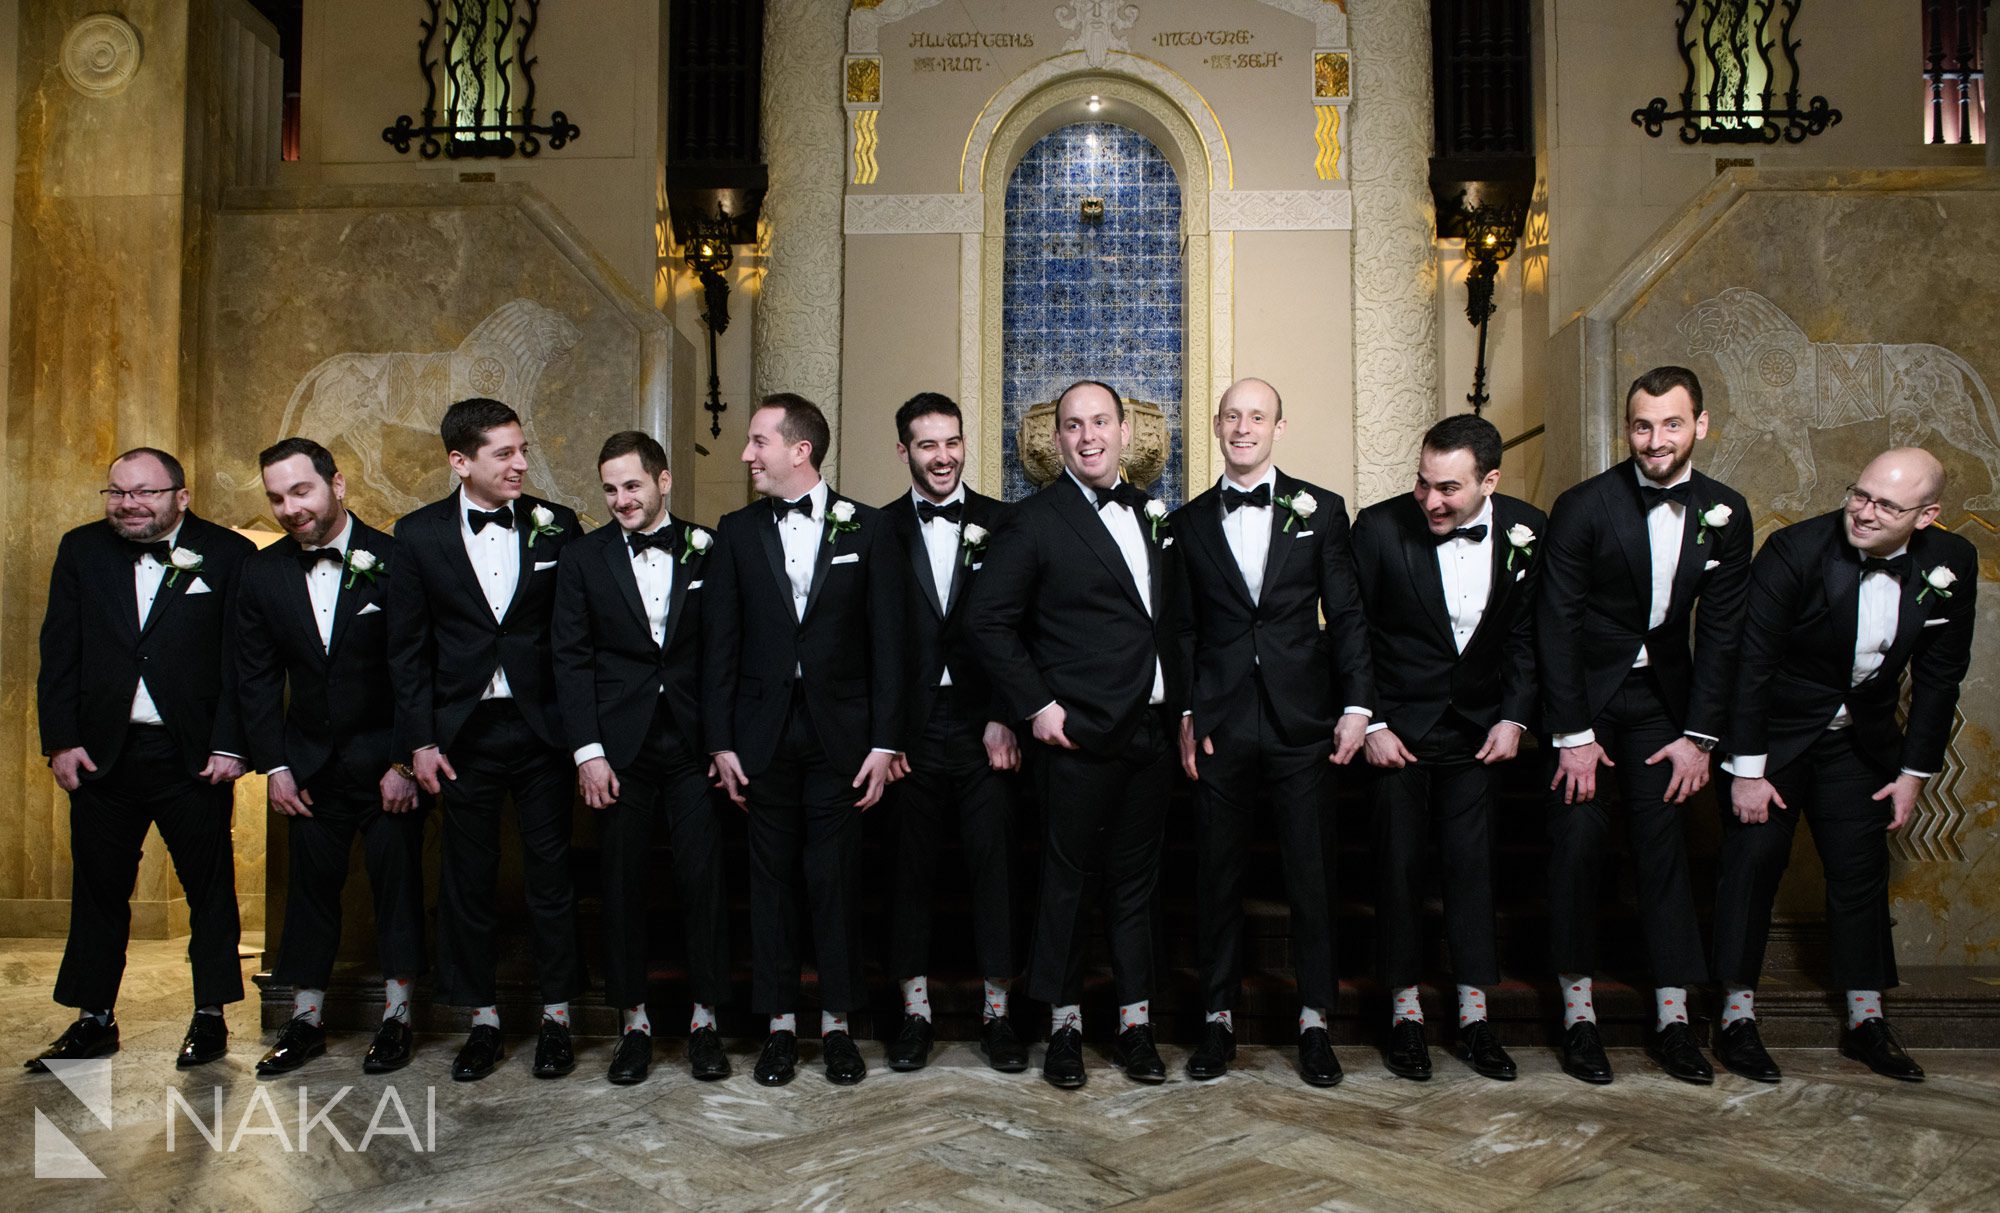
[704,393,904,1088]
[1352,415,1544,1084]
[965,379,1183,1090]
[28,447,253,1073]
[552,430,730,1086]
[235,438,425,1077]
[1169,378,1370,1088]
[876,393,1026,1075]
[387,397,582,1082]
[1540,365,1751,1086]
[1713,448,1975,1084]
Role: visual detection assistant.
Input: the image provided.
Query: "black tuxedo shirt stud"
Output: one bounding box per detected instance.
[467,506,514,533]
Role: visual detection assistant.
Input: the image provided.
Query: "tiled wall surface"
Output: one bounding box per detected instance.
[1002,122,1185,505]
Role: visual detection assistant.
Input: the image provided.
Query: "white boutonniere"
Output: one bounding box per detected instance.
[1505,523,1536,572]
[165,546,203,588]
[343,547,384,589]
[526,504,563,548]
[1275,489,1316,533]
[826,498,860,544]
[1143,498,1169,543]
[961,522,990,567]
[1696,502,1731,546]
[1918,564,1957,604]
[681,526,712,565]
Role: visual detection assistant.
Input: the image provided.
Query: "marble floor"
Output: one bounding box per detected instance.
[5,938,1999,1211]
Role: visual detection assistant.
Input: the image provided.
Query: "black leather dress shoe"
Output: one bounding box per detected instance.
[25,1017,119,1072]
[452,1024,504,1081]
[1384,1019,1432,1081]
[754,1030,798,1086]
[1715,1018,1781,1083]
[1113,1024,1167,1083]
[1186,1021,1236,1081]
[823,1030,867,1085]
[1298,1027,1343,1087]
[885,1013,934,1072]
[980,1016,1029,1072]
[1560,1021,1614,1085]
[256,1015,327,1076]
[363,1017,414,1074]
[177,1013,228,1069]
[1451,1020,1517,1081]
[1842,1018,1925,1082]
[1043,1025,1086,1089]
[607,1029,653,1085]
[687,1026,730,1081]
[533,1018,575,1078]
[1646,1022,1715,1085]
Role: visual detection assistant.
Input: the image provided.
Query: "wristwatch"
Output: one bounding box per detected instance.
[1688,736,1717,754]
[392,761,417,780]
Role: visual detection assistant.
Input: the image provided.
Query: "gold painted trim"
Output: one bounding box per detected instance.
[851,110,880,184]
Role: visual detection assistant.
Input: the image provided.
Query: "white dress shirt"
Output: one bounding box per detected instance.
[574,515,677,768]
[1437,498,1495,654]
[268,515,354,777]
[1218,467,1276,604]
[462,497,522,701]
[913,486,965,687]
[128,521,185,726]
[776,480,829,623]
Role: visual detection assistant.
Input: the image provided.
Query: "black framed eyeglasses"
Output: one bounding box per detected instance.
[99,487,176,502]
[1843,485,1923,521]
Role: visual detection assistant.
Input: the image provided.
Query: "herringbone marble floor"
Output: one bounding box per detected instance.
[6,937,1999,1211]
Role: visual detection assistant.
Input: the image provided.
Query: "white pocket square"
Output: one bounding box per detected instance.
[1515,569,1527,582]
[1295,529,1315,539]
[533,560,558,572]
[1703,559,1721,572]
[1163,537,1175,549]
[184,577,211,595]
[357,602,382,616]
[831,552,860,566]
[687,580,704,590]
[971,563,983,572]
[1924,616,1948,628]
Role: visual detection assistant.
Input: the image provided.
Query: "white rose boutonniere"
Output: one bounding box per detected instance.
[680,526,712,565]
[961,522,990,567]
[1274,489,1316,533]
[165,546,203,588]
[1505,523,1536,572]
[826,498,860,544]
[1696,502,1732,546]
[1918,564,1958,604]
[343,547,384,589]
[1143,497,1169,543]
[527,504,563,548]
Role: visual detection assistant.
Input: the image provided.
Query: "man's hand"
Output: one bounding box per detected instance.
[1874,773,1924,831]
[1476,721,1525,765]
[1177,714,1214,780]
[412,746,457,795]
[380,767,420,815]
[1031,703,1077,750]
[1363,728,1416,769]
[579,757,621,810]
[201,754,247,785]
[267,768,313,817]
[50,747,97,792]
[889,752,912,780]
[1645,737,1710,804]
[983,722,1020,772]
[1329,712,1369,765]
[1551,741,1615,805]
[1730,775,1787,825]
[853,751,896,810]
[711,751,749,809]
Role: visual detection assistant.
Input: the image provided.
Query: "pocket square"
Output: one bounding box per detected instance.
[1703,559,1721,572]
[1163,537,1175,549]
[971,563,983,572]
[687,580,704,589]
[533,560,558,572]
[831,552,860,566]
[1515,569,1527,582]
[357,601,383,616]
[1295,529,1315,539]
[184,577,211,595]
[1924,616,1949,628]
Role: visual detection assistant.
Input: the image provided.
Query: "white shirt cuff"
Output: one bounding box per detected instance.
[573,744,606,767]
[266,765,290,776]
[1341,706,1372,719]
[1685,731,1718,744]
[1723,753,1766,779]
[1900,768,1933,780]
[1030,700,1059,722]
[1553,729,1596,749]
[1499,720,1525,731]
[869,747,897,756]
[1365,721,1389,735]
[213,751,244,761]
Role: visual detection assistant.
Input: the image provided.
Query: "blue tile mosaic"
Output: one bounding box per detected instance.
[1001,122,1185,506]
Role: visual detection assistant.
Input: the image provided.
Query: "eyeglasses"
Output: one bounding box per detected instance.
[1843,485,1925,521]
[99,487,176,502]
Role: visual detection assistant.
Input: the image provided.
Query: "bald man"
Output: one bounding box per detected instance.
[1713,448,1976,1083]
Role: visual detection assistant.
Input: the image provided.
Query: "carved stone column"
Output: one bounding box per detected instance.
[756,0,848,478]
[1349,0,1438,505]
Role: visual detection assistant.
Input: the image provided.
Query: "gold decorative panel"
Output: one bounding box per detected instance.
[846,56,882,105]
[1313,50,1350,99]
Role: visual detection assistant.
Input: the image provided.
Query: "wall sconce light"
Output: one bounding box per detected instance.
[1086,94,1103,112]
[1079,197,1105,224]
[684,208,737,440]
[1457,202,1525,416]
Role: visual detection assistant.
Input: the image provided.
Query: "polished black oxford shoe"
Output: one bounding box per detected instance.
[686,1025,730,1081]
[1186,1020,1236,1081]
[1645,1022,1715,1085]
[451,1023,504,1081]
[885,1013,934,1072]
[1559,1021,1614,1085]
[1113,1024,1167,1083]
[1297,1027,1343,1088]
[1452,1019,1517,1081]
[1384,1018,1432,1081]
[177,1013,229,1069]
[532,1018,576,1078]
[980,1016,1029,1073]
[25,1016,119,1073]
[754,1030,798,1087]
[363,1016,414,1074]
[1714,1018,1781,1083]
[256,1015,327,1076]
[822,1030,867,1085]
[1842,1018,1924,1082]
[607,1029,653,1086]
[1043,1025,1086,1090]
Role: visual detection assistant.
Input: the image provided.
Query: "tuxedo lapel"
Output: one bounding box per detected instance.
[1055,479,1147,615]
[660,533,698,651]
[1823,532,1864,668]
[1606,467,1657,627]
[138,521,205,639]
[1193,493,1255,609]
[500,497,539,622]
[325,556,369,659]
[601,531,653,643]
[1887,534,1933,657]
[439,491,488,609]
[95,538,140,645]
[1462,507,1514,653]
[1666,478,1709,617]
[801,496,843,623]
[1257,473,1296,605]
[898,497,946,620]
[756,504,790,607]
[287,546,331,659]
[1399,506,1456,648]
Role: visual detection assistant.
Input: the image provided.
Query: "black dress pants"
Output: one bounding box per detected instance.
[1713,727,1899,992]
[56,725,243,1010]
[1373,711,1501,990]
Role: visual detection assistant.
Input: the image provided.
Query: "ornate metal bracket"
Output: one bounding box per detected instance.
[1632,0,1841,145]
[381,0,578,159]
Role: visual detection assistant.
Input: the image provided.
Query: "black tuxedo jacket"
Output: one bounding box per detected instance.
[882,488,1009,743]
[1168,470,1374,745]
[386,489,580,755]
[233,515,398,785]
[700,489,905,777]
[1731,510,1977,775]
[38,511,255,778]
[552,516,712,769]
[964,475,1185,754]
[1351,492,1545,740]
[1538,460,1752,740]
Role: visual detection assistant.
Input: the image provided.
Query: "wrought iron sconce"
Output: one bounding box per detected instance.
[1458,203,1525,416]
[1631,0,1842,144]
[684,211,737,441]
[382,0,580,159]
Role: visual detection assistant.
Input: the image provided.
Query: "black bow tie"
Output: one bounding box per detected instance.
[772,495,815,521]
[1860,553,1910,579]
[1094,482,1147,512]
[1638,482,1692,511]
[467,506,514,533]
[296,545,345,569]
[1432,524,1488,546]
[917,499,963,525]
[122,539,172,564]
[1222,484,1271,513]
[628,528,679,557]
